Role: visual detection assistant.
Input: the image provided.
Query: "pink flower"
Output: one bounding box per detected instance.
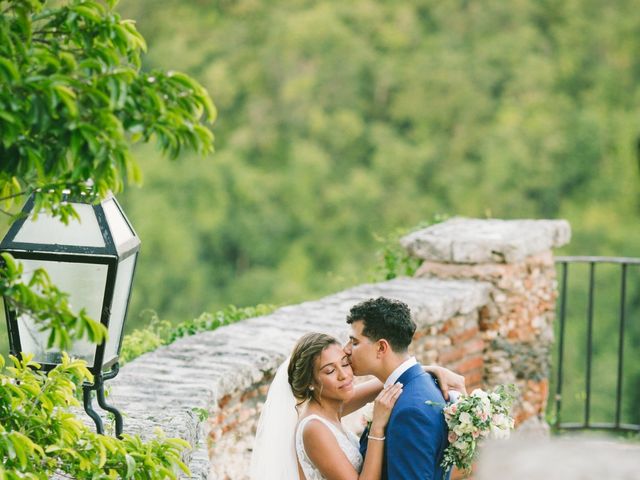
[472,430,480,439]
[450,404,457,414]
[448,431,458,443]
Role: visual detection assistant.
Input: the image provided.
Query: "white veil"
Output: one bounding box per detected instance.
[250,357,300,480]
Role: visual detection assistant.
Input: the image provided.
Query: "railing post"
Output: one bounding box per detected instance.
[554,261,568,430]
[615,264,627,428]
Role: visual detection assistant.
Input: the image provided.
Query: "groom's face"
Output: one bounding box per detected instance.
[344,320,378,376]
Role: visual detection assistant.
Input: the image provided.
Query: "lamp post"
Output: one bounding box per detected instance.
[0,192,140,437]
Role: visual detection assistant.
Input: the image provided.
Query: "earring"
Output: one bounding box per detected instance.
[309,386,314,391]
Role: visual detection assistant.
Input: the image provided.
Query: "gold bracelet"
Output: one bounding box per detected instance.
[367,434,386,441]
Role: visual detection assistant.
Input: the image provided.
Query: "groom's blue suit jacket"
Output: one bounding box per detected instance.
[360,364,450,480]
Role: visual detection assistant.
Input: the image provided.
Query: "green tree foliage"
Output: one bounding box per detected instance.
[0,0,215,220]
[0,0,215,344]
[0,0,216,476]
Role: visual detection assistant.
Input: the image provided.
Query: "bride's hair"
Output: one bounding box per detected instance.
[288,332,339,403]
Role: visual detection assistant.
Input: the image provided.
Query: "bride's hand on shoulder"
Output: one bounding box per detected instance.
[370,383,403,433]
[423,365,466,401]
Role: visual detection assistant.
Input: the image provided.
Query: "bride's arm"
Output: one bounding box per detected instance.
[304,385,401,480]
[343,365,467,415]
[342,379,383,416]
[302,420,382,480]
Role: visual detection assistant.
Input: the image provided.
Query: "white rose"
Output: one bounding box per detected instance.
[455,418,475,434]
[459,412,472,425]
[471,388,488,399]
[454,438,470,451]
[492,413,510,429]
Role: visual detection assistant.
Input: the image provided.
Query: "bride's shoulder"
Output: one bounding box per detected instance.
[298,413,336,435]
[298,412,326,430]
[299,415,338,448]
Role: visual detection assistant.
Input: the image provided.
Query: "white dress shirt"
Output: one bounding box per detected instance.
[384,356,417,388]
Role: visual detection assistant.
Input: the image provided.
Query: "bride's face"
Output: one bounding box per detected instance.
[313,343,355,402]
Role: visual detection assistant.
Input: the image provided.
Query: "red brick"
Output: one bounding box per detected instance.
[218,394,232,409]
[413,331,426,340]
[464,368,484,391]
[453,355,484,374]
[462,338,485,356]
[450,326,480,345]
[437,347,466,365]
[241,389,258,402]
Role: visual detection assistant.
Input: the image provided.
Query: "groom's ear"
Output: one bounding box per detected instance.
[377,339,391,357]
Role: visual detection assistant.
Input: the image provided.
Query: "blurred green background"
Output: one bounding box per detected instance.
[118,0,640,323]
[1,0,639,429]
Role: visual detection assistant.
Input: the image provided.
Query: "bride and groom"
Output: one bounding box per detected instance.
[250,297,465,480]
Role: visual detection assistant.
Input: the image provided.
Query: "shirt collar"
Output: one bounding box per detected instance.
[384,356,417,388]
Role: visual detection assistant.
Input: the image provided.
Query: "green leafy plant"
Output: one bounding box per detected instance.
[0,353,190,478]
[0,0,215,347]
[0,252,107,351]
[373,215,449,281]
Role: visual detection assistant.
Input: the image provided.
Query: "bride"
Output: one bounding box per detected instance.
[250,332,465,479]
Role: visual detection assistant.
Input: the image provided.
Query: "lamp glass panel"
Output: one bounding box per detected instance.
[103,253,136,365]
[14,204,105,247]
[102,199,134,249]
[16,259,108,367]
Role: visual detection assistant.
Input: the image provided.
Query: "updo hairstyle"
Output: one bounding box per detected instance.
[287,332,339,403]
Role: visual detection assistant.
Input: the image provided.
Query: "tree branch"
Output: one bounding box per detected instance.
[0,190,29,203]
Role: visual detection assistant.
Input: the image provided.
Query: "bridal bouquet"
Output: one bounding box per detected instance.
[429,384,516,478]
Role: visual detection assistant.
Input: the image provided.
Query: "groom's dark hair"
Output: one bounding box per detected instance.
[346,297,416,352]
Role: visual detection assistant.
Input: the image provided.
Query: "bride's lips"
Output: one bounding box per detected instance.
[340,380,353,390]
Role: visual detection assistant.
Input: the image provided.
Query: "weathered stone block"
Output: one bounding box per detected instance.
[401,218,570,264]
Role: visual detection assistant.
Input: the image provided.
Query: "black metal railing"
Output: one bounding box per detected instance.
[552,256,640,434]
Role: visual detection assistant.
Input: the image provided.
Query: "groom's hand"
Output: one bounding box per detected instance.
[423,365,466,401]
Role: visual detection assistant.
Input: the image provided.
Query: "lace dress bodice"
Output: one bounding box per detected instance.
[295,414,363,480]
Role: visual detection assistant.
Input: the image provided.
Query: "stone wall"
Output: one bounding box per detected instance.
[401,218,570,425]
[108,218,570,479]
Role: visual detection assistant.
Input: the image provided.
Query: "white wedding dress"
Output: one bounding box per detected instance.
[250,358,363,480]
[295,414,363,480]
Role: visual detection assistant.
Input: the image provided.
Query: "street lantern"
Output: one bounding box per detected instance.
[0,192,140,437]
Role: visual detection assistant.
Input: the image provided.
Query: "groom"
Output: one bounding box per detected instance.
[344,297,451,480]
